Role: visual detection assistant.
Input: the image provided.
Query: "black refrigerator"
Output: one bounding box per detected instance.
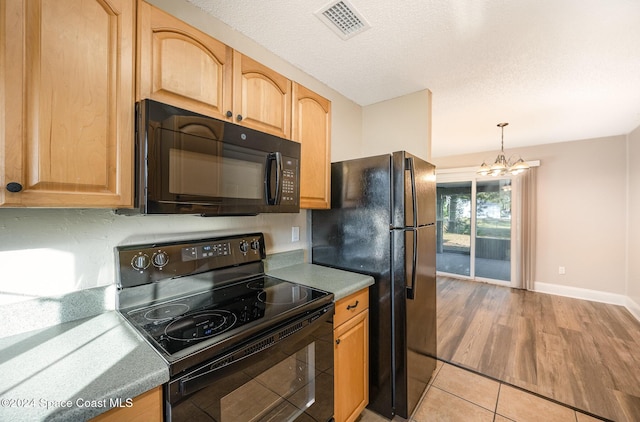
[311,151,437,419]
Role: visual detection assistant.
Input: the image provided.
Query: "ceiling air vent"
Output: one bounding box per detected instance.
[315,0,371,40]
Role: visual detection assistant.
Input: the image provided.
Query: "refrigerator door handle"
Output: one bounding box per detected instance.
[406,157,418,227]
[406,228,418,300]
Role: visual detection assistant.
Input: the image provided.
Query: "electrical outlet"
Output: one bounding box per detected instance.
[291,226,300,242]
[558,266,566,275]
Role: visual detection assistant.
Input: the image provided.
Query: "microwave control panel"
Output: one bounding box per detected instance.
[281,157,299,205]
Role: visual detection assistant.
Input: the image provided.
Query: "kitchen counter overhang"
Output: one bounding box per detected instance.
[0,311,168,422]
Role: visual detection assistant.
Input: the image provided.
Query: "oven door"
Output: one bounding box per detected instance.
[142,107,300,216]
[166,306,334,422]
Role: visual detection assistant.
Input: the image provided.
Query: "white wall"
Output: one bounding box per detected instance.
[361,89,432,161]
[433,135,628,296]
[628,125,640,316]
[0,0,363,306]
[0,210,307,305]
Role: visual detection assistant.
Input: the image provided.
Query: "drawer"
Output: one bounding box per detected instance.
[334,288,369,328]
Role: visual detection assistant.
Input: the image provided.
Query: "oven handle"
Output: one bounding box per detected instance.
[174,304,333,400]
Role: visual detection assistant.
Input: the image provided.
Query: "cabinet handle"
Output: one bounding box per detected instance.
[226,110,233,118]
[6,182,23,193]
[346,300,359,311]
[335,339,341,345]
[236,114,243,122]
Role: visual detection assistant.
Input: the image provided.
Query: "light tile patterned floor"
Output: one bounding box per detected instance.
[356,361,605,422]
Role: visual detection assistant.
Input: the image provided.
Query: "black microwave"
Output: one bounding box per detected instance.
[124,100,300,216]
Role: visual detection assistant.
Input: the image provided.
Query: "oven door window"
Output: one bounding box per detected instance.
[168,324,334,422]
[151,127,274,205]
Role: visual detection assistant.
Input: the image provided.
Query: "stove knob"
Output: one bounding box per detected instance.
[239,240,249,254]
[153,251,169,268]
[131,254,150,271]
[250,239,260,251]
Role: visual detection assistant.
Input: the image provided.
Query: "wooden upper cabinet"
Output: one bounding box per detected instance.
[137,0,233,119]
[1,0,135,207]
[233,52,292,139]
[292,83,331,209]
[138,2,292,139]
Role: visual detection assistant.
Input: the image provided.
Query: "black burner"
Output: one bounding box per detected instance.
[165,310,237,341]
[144,303,190,320]
[257,285,309,304]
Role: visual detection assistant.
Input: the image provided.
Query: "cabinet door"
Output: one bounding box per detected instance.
[233,52,292,139]
[137,0,233,119]
[334,309,369,422]
[1,0,134,207]
[292,84,331,209]
[89,386,162,422]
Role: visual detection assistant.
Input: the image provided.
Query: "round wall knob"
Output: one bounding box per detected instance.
[6,182,23,193]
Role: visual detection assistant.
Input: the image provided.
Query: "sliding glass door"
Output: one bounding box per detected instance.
[475,179,511,281]
[436,182,472,277]
[436,176,512,284]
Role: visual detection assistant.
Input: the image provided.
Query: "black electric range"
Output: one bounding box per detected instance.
[116,233,334,377]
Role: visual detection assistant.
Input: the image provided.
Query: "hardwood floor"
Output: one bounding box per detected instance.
[436,276,640,422]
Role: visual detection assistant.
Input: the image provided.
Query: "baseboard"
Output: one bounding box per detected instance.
[626,296,640,322]
[533,282,640,323]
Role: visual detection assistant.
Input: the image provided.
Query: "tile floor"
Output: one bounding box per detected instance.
[357,360,606,422]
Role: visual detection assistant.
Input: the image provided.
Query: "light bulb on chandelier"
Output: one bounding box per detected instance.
[477,123,529,177]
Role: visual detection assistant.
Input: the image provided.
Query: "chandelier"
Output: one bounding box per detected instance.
[477,122,529,177]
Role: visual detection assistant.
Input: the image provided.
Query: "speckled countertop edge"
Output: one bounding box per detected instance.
[267,262,374,301]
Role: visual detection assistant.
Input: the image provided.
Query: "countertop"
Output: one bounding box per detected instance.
[0,262,372,421]
[267,263,374,301]
[0,311,169,422]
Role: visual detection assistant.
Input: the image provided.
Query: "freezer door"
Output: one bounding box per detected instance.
[392,151,436,229]
[311,154,392,276]
[394,225,437,418]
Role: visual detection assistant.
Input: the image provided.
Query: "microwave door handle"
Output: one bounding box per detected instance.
[265,152,283,205]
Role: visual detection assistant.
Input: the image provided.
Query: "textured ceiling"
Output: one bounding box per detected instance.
[187,0,640,157]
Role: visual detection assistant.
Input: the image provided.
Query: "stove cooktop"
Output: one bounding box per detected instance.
[121,275,330,357]
[116,233,334,375]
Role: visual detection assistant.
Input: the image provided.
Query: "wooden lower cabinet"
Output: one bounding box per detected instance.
[333,288,369,422]
[89,386,162,422]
